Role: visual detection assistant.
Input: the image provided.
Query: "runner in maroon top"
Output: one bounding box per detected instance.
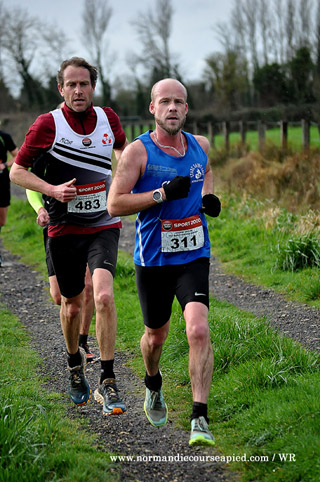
[10,57,128,415]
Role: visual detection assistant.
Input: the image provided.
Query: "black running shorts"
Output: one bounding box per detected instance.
[48,228,119,298]
[0,169,10,207]
[135,257,210,329]
[43,226,55,278]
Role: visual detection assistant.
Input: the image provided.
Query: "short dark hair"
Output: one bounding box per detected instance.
[57,57,98,87]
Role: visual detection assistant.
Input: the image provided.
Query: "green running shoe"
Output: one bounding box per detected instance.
[144,387,168,427]
[67,348,91,406]
[94,378,126,415]
[189,416,215,446]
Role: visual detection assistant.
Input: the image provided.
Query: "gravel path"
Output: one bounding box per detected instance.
[0,186,319,481]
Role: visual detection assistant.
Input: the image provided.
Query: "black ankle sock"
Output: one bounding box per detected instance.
[190,402,209,423]
[100,359,115,383]
[79,334,88,346]
[67,349,81,368]
[145,370,162,392]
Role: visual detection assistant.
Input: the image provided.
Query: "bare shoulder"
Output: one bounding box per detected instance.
[194,135,210,155]
[123,138,147,157]
[116,139,147,176]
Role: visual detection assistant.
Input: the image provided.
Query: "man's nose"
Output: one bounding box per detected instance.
[75,83,83,94]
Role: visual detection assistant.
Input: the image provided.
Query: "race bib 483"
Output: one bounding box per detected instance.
[68,180,107,213]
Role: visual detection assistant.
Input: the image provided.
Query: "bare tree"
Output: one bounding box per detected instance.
[258,0,272,64]
[39,22,71,73]
[132,0,180,85]
[270,0,285,64]
[81,0,113,105]
[0,0,5,79]
[285,0,296,61]
[297,0,312,47]
[315,0,320,75]
[2,6,45,106]
[243,0,259,71]
[231,0,248,56]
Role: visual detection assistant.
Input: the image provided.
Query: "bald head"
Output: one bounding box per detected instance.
[151,78,187,103]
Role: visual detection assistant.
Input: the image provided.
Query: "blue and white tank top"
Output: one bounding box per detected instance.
[133,130,211,266]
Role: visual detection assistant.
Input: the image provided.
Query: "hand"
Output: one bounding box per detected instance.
[163,176,191,201]
[50,178,77,203]
[36,207,49,227]
[201,194,221,217]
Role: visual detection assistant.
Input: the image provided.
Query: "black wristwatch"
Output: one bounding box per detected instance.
[152,189,163,203]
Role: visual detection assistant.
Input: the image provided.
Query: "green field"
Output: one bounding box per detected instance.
[212,125,320,152]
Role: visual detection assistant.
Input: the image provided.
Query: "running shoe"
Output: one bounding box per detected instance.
[67,348,91,406]
[79,342,97,363]
[144,387,168,427]
[189,416,215,446]
[94,378,126,415]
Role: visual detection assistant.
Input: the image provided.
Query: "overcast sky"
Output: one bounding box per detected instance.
[10,0,233,87]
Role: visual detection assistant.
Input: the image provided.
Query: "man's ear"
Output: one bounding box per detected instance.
[57,84,64,97]
[149,101,155,115]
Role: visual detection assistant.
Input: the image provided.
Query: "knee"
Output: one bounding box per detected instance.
[94,289,113,311]
[187,321,209,345]
[62,300,81,320]
[145,327,168,349]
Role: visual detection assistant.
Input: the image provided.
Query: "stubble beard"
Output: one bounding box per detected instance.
[155,114,187,136]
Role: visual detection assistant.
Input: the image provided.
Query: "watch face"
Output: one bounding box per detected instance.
[153,190,162,202]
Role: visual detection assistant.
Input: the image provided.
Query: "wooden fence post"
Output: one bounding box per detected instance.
[239,121,246,146]
[301,119,310,152]
[207,122,213,146]
[258,121,266,151]
[193,121,198,135]
[130,124,135,142]
[280,121,288,150]
[223,121,230,150]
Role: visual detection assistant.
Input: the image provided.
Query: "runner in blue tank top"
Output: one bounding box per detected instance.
[108,78,221,447]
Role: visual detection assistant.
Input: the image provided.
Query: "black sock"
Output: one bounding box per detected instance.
[100,359,115,383]
[190,402,209,423]
[79,334,88,346]
[67,349,82,368]
[145,370,162,392]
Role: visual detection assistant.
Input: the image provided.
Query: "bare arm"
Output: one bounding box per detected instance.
[10,163,77,203]
[108,140,166,217]
[7,147,19,167]
[113,138,129,163]
[195,135,214,196]
[0,147,18,170]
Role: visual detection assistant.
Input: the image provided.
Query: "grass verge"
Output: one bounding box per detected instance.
[0,305,119,481]
[115,255,320,482]
[207,193,320,308]
[1,196,320,481]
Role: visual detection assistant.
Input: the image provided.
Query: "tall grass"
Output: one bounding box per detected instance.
[208,193,320,307]
[275,233,320,271]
